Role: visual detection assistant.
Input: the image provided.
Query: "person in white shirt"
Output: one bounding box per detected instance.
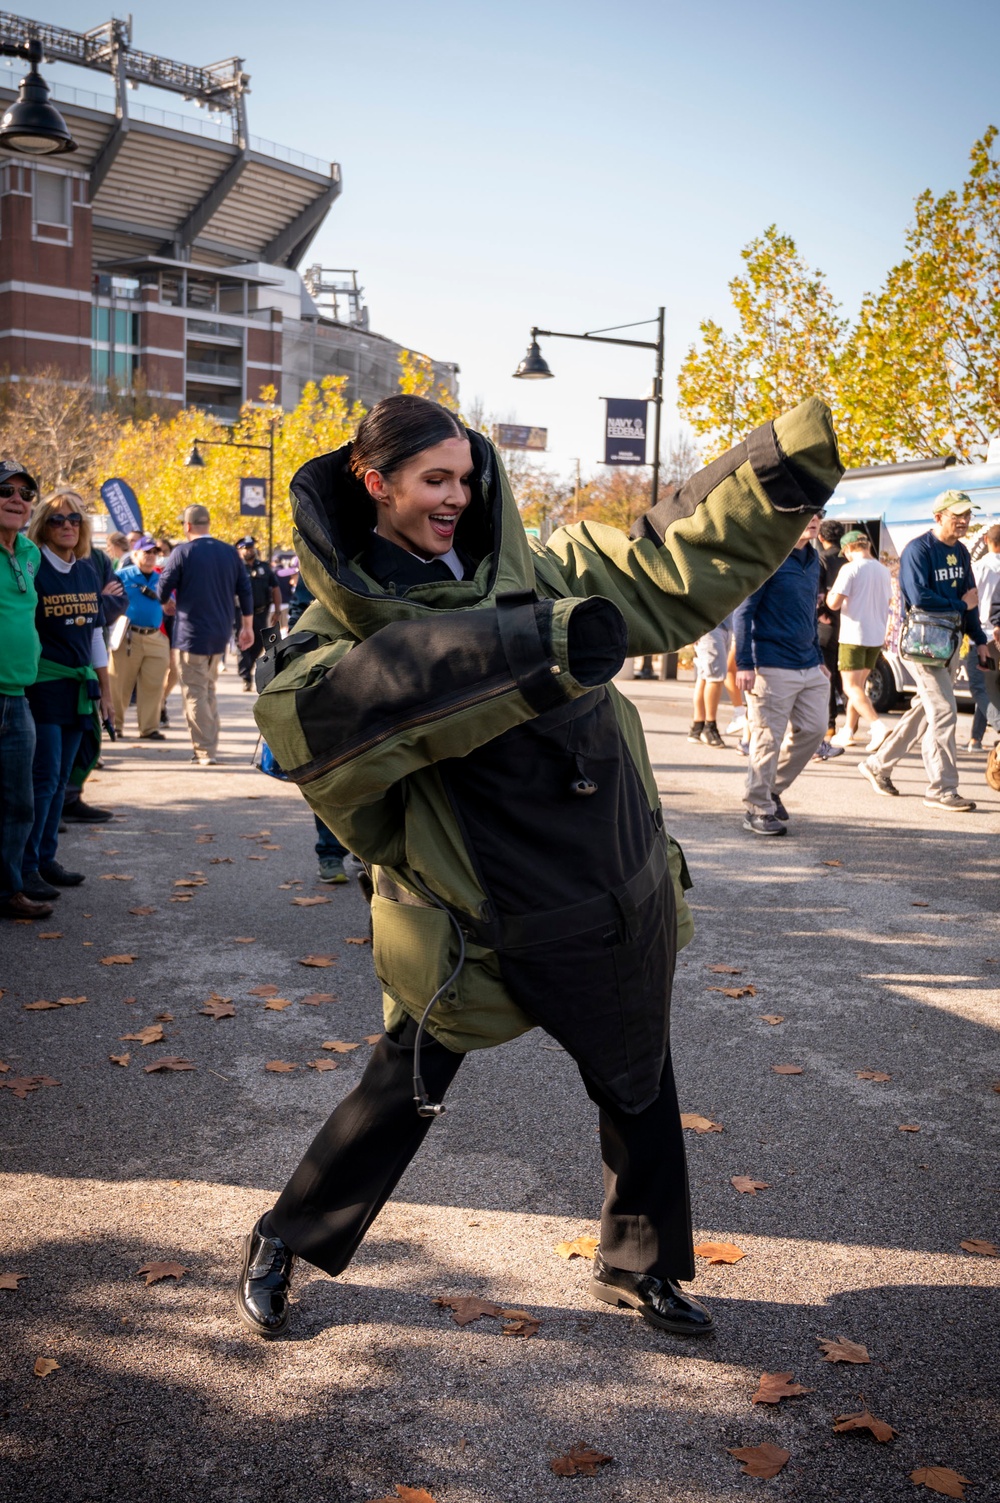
[826,530,892,750]
[964,524,1000,750]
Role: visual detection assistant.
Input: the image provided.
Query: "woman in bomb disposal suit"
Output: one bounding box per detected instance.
[241,393,843,1338]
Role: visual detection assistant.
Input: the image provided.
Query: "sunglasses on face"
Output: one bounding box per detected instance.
[46,512,83,527]
[0,484,36,502]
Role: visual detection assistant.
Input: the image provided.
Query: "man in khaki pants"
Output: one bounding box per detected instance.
[733,512,832,835]
[156,507,253,766]
[109,536,171,739]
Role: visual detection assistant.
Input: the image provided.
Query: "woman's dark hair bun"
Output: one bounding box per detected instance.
[349,394,466,481]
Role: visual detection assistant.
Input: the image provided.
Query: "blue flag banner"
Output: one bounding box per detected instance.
[100,477,142,533]
[240,477,267,516]
[604,399,648,466]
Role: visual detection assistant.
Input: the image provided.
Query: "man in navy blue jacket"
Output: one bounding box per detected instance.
[157,505,253,766]
[733,512,832,835]
[859,490,989,811]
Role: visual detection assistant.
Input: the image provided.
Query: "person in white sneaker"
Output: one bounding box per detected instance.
[858,491,988,810]
[825,531,892,751]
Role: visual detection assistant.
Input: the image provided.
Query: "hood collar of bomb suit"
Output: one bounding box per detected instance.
[288,428,536,637]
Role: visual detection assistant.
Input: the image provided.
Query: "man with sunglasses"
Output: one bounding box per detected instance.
[0,461,52,920]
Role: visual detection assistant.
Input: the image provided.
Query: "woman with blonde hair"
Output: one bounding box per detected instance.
[21,490,112,898]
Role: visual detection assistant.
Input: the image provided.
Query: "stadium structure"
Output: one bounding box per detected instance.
[0,12,457,417]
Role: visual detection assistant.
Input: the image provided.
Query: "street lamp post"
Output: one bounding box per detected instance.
[514,308,666,510]
[0,35,77,155]
[185,418,278,558]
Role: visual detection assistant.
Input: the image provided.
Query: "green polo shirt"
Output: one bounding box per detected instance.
[0,532,41,696]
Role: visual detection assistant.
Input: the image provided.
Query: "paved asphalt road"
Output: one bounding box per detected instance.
[2,666,998,1503]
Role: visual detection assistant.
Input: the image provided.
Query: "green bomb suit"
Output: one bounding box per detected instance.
[254,397,843,1282]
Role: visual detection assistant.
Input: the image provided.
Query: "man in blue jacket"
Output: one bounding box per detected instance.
[157,506,253,766]
[859,490,989,811]
[733,511,832,835]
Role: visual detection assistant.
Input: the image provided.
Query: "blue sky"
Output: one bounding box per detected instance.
[14,0,1000,479]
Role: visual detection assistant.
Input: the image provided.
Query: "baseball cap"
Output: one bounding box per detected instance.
[134,534,157,552]
[840,529,870,553]
[237,535,256,547]
[0,459,37,489]
[932,489,980,516]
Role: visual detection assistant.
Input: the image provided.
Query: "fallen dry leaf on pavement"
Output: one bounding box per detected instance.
[345,936,371,945]
[909,1467,974,1498]
[817,1336,870,1364]
[759,1014,784,1025]
[170,895,191,903]
[694,1242,745,1264]
[100,954,136,965]
[299,954,336,967]
[752,1371,815,1404]
[821,859,843,867]
[248,985,279,996]
[727,1443,790,1479]
[708,985,757,998]
[209,857,233,864]
[322,1040,360,1053]
[137,1260,188,1285]
[772,1064,804,1074]
[57,996,86,1006]
[433,1295,503,1326]
[231,936,256,943]
[301,992,336,1005]
[364,1034,382,1044]
[500,1307,542,1337]
[155,1012,173,1022]
[37,931,61,939]
[33,1357,59,1378]
[120,1025,165,1046]
[291,896,330,906]
[550,1443,613,1477]
[0,1075,60,1099]
[200,1000,236,1019]
[264,998,292,1011]
[681,1113,723,1133]
[100,873,134,880]
[265,1060,298,1072]
[707,964,742,974]
[0,1061,8,1072]
[173,878,207,888]
[960,1238,997,1256]
[832,1407,897,1442]
[857,1070,892,1081]
[128,906,156,916]
[555,1235,599,1260]
[899,1124,921,1132]
[307,1059,339,1072]
[109,1053,130,1067]
[912,900,929,907]
[122,996,136,1005]
[0,1272,28,1290]
[23,1000,62,1010]
[731,1176,770,1195]
[143,1057,194,1073]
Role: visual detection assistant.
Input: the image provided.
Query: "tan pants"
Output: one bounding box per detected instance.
[178,651,222,760]
[869,657,959,796]
[109,629,170,737]
[744,665,830,814]
[161,647,179,712]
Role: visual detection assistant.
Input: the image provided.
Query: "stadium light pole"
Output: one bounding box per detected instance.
[513,308,665,510]
[185,419,279,558]
[0,36,77,155]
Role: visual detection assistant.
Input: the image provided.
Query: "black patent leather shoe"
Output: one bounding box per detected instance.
[236,1217,297,1338]
[590,1252,714,1336]
[39,860,85,887]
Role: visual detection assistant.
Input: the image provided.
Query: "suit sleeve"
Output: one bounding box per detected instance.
[532,398,842,656]
[254,593,628,807]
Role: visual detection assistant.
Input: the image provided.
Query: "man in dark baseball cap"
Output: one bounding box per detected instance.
[236,536,280,692]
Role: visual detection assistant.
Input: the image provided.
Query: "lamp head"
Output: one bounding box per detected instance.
[513,337,553,380]
[0,45,77,157]
[185,443,206,468]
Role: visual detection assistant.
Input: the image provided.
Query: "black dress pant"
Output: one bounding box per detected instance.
[237,617,267,684]
[270,1015,694,1283]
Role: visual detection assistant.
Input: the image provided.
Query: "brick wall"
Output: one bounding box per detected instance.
[0,162,91,381]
